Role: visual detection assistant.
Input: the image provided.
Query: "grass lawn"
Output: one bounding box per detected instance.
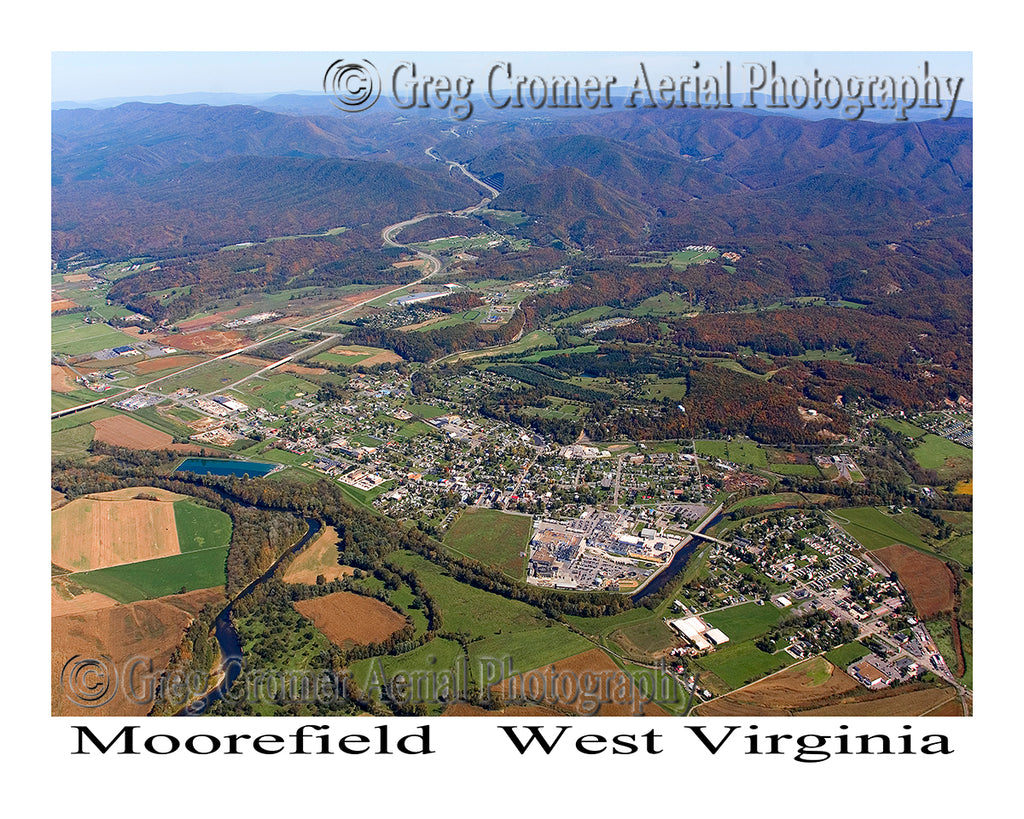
[831,506,929,551]
[443,508,531,579]
[71,546,228,602]
[174,500,232,553]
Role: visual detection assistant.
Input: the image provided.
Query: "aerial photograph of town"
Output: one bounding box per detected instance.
[50,50,974,721]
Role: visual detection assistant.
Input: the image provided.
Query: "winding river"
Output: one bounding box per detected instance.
[177,516,322,715]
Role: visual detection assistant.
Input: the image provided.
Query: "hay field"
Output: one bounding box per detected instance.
[91,415,174,449]
[282,526,355,585]
[52,489,183,571]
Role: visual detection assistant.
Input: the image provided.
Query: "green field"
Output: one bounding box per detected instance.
[404,402,450,419]
[609,617,678,656]
[725,493,807,513]
[911,434,972,480]
[349,637,466,714]
[152,359,264,395]
[696,439,769,469]
[173,500,233,552]
[71,546,229,602]
[878,417,928,438]
[694,640,797,690]
[520,344,599,362]
[52,424,95,458]
[832,506,929,551]
[551,305,616,326]
[632,292,697,316]
[389,551,546,638]
[230,373,322,412]
[768,462,821,477]
[443,508,531,578]
[823,641,872,668]
[701,602,788,643]
[641,378,688,402]
[51,406,117,433]
[51,320,137,356]
[467,626,595,678]
[445,330,556,363]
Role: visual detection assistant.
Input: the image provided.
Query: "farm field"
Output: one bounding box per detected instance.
[294,591,410,649]
[696,439,769,468]
[831,506,929,551]
[693,657,861,716]
[349,637,466,715]
[466,626,595,679]
[282,526,354,585]
[52,490,184,571]
[52,423,95,458]
[52,320,137,356]
[69,547,229,603]
[90,413,181,450]
[910,434,972,480]
[491,648,668,716]
[443,507,531,578]
[388,551,547,638]
[873,544,956,618]
[173,500,233,552]
[52,587,225,716]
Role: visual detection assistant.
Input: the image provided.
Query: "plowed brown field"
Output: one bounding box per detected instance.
[91,415,173,449]
[294,592,409,648]
[874,544,956,617]
[693,658,861,716]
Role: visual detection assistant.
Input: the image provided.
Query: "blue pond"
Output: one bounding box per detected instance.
[174,458,278,478]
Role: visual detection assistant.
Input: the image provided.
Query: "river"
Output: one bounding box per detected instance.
[177,516,322,715]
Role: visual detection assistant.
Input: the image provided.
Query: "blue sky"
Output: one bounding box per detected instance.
[52,51,972,102]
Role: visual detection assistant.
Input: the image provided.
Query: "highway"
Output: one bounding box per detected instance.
[51,146,499,420]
